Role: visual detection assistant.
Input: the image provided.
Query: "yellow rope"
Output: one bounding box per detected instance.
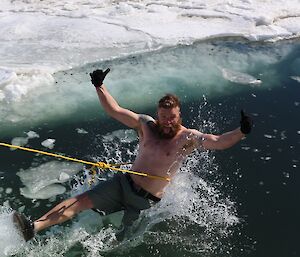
[0,142,170,181]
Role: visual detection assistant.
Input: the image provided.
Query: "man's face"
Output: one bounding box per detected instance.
[157,107,182,139]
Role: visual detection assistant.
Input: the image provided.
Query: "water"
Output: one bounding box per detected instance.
[0,1,300,257]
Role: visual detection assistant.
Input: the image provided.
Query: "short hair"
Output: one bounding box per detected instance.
[158,94,181,109]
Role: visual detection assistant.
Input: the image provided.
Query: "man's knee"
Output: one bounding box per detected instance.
[74,193,94,211]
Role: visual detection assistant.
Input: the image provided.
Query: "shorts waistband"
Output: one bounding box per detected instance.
[125,174,161,203]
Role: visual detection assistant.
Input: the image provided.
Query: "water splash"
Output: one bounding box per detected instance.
[0,206,25,256]
[68,120,239,255]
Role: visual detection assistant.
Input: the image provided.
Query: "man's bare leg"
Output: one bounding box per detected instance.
[34,193,93,233]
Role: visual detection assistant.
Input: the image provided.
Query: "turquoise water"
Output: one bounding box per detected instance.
[0,38,299,257]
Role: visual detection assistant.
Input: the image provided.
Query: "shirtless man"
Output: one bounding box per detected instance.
[13,68,252,241]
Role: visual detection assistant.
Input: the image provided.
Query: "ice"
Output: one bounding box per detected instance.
[0,0,299,136]
[20,184,66,199]
[291,76,300,83]
[76,128,89,134]
[102,129,138,143]
[26,131,39,139]
[0,0,299,92]
[221,68,262,85]
[11,137,28,148]
[5,188,12,194]
[10,131,40,150]
[0,68,55,103]
[41,139,56,149]
[17,161,82,199]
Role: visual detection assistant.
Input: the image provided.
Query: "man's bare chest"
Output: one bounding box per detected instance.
[138,121,195,158]
[141,138,180,157]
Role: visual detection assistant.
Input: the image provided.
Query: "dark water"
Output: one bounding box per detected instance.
[0,39,299,257]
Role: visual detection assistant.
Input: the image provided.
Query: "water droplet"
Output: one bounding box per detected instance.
[264,134,275,139]
[283,172,290,178]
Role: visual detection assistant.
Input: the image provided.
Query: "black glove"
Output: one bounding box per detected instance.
[240,110,253,134]
[89,68,110,88]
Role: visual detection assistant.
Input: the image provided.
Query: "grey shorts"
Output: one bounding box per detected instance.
[86,173,159,227]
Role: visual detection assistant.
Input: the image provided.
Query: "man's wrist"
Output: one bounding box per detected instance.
[95,84,105,92]
[240,129,246,137]
[94,83,103,89]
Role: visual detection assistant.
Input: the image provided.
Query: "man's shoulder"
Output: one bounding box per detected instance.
[183,128,202,136]
[181,128,205,142]
[138,114,155,124]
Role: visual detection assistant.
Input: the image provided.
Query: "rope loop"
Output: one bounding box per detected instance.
[96,162,110,169]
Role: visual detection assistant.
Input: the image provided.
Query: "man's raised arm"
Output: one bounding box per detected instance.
[90,69,140,129]
[190,110,253,150]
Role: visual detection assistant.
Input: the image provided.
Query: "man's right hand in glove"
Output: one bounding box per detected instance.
[89,68,110,88]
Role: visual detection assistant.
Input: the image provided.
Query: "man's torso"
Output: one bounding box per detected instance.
[130,116,197,198]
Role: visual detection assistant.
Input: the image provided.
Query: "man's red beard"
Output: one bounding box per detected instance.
[156,118,182,139]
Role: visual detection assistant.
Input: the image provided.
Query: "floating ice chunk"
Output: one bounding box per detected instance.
[221,68,262,85]
[41,139,55,149]
[17,161,82,194]
[291,76,300,83]
[102,129,137,143]
[11,137,28,150]
[76,128,88,134]
[10,131,40,150]
[20,184,66,199]
[5,188,12,194]
[26,131,39,139]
